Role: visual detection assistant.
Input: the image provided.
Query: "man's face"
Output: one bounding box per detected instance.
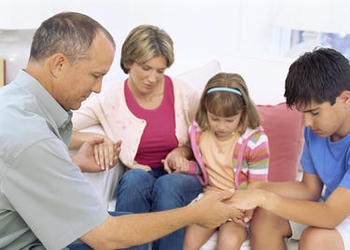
[54,31,115,110]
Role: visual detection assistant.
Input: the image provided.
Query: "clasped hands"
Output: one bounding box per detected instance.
[73,136,121,172]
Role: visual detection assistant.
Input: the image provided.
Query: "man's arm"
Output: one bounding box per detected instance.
[80,191,236,249]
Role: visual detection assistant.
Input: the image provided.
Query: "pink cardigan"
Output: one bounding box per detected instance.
[72,77,198,168]
[189,122,269,189]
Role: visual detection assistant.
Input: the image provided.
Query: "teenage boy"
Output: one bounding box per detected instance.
[230,48,350,250]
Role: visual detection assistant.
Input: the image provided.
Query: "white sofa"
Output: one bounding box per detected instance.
[78,60,303,249]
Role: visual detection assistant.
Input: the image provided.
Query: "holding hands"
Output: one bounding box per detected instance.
[72,135,121,172]
[163,146,192,174]
[227,189,265,211]
[93,136,122,170]
[189,190,255,228]
[190,190,236,228]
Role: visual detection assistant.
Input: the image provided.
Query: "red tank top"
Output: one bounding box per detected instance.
[125,75,178,167]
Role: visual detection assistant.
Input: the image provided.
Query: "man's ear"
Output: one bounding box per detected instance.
[48,53,67,78]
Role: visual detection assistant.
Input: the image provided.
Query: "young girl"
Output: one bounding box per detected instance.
[183,72,270,250]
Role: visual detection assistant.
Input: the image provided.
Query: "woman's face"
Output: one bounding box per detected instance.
[127,55,167,95]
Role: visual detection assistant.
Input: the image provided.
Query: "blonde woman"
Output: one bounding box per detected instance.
[70,25,203,250]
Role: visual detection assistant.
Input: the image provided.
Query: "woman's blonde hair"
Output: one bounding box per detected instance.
[120,24,174,73]
[196,72,260,134]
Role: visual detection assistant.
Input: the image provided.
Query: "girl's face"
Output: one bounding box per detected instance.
[127,55,167,96]
[207,111,241,141]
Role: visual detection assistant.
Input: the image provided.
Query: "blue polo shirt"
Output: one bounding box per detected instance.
[0,71,107,250]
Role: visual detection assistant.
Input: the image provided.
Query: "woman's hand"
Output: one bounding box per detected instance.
[132,161,152,171]
[163,146,192,174]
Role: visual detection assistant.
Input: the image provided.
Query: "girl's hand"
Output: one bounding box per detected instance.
[162,153,190,174]
[93,136,122,170]
[162,146,193,174]
[242,209,254,223]
[229,207,247,226]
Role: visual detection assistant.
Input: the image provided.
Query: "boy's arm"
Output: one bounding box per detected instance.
[80,190,236,249]
[229,173,350,228]
[249,172,323,200]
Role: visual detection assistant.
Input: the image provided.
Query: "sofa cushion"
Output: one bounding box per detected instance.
[176,60,221,92]
[258,103,304,181]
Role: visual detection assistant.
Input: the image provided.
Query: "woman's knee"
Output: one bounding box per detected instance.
[119,169,154,189]
[154,173,202,193]
[154,174,202,199]
[152,174,202,210]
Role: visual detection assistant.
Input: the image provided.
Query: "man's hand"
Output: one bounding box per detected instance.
[72,137,121,172]
[93,137,121,170]
[72,137,103,172]
[190,190,239,228]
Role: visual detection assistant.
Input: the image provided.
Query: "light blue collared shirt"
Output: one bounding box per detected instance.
[0,71,107,250]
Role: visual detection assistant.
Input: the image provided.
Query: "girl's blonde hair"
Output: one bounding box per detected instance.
[196,72,260,134]
[120,24,174,73]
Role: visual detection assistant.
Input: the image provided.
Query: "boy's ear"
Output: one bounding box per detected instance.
[339,90,350,104]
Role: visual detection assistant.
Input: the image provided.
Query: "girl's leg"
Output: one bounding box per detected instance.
[183,224,216,250]
[216,222,247,250]
[115,168,155,213]
[152,173,203,250]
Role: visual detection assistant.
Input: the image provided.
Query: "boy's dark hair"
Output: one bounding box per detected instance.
[284,47,350,109]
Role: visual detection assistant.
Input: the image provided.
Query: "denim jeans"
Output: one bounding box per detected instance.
[115,167,203,250]
[67,211,149,250]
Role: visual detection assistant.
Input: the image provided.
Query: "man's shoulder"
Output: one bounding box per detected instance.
[0,95,55,160]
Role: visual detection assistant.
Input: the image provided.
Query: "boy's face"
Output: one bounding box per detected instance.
[298,94,350,141]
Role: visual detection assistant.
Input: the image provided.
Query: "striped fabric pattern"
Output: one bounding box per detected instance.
[234,128,269,188]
